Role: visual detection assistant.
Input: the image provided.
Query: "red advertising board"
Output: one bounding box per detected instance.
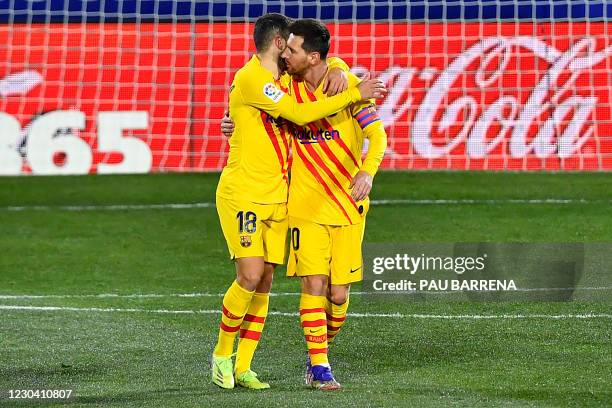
[0,22,610,174]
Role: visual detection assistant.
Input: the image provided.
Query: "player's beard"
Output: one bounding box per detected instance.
[285,59,308,78]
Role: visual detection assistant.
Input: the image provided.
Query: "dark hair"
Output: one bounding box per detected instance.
[289,19,330,60]
[253,13,292,52]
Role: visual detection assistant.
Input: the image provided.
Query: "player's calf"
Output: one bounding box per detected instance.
[326,286,350,344]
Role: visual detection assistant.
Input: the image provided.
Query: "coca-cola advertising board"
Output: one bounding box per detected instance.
[0,22,610,174]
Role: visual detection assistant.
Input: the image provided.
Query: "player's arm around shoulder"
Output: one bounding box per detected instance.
[324,56,351,96]
[345,71,363,89]
[233,63,303,122]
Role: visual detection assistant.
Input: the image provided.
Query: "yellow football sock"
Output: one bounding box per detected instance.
[325,295,349,344]
[234,292,269,375]
[213,280,254,357]
[300,293,328,366]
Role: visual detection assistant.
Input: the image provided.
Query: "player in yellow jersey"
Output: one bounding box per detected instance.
[211,13,386,390]
[281,19,388,390]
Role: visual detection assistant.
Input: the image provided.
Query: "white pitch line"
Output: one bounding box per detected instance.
[371,198,591,205]
[2,202,215,212]
[0,198,604,212]
[0,293,222,300]
[0,287,609,300]
[0,305,610,319]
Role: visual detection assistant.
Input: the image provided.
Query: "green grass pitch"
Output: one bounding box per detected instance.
[0,172,610,407]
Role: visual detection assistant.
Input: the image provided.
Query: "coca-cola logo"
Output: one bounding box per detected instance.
[354,36,612,161]
[2,23,611,173]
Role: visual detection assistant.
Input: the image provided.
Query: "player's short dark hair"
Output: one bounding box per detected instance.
[289,19,331,60]
[253,13,292,52]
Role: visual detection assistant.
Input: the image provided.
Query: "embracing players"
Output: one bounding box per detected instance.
[211,13,386,390]
[221,18,387,390]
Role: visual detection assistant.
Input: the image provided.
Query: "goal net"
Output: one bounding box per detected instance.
[0,1,610,174]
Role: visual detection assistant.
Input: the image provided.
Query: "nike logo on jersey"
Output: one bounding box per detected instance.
[350,266,362,273]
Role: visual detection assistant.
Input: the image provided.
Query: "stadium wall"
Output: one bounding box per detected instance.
[0,1,610,174]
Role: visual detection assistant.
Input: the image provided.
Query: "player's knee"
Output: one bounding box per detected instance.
[236,269,264,291]
[236,274,259,291]
[235,258,266,290]
[302,275,328,296]
[329,290,348,305]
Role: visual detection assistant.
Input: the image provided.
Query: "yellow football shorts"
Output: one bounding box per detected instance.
[216,196,288,265]
[286,216,367,285]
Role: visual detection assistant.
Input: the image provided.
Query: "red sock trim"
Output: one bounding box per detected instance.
[300,307,326,315]
[239,329,262,341]
[301,319,327,327]
[243,314,265,323]
[220,321,241,333]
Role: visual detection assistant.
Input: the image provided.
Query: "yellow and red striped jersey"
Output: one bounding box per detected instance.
[217,55,362,204]
[288,72,387,225]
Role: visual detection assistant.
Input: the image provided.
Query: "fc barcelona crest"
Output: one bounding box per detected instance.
[240,235,252,248]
